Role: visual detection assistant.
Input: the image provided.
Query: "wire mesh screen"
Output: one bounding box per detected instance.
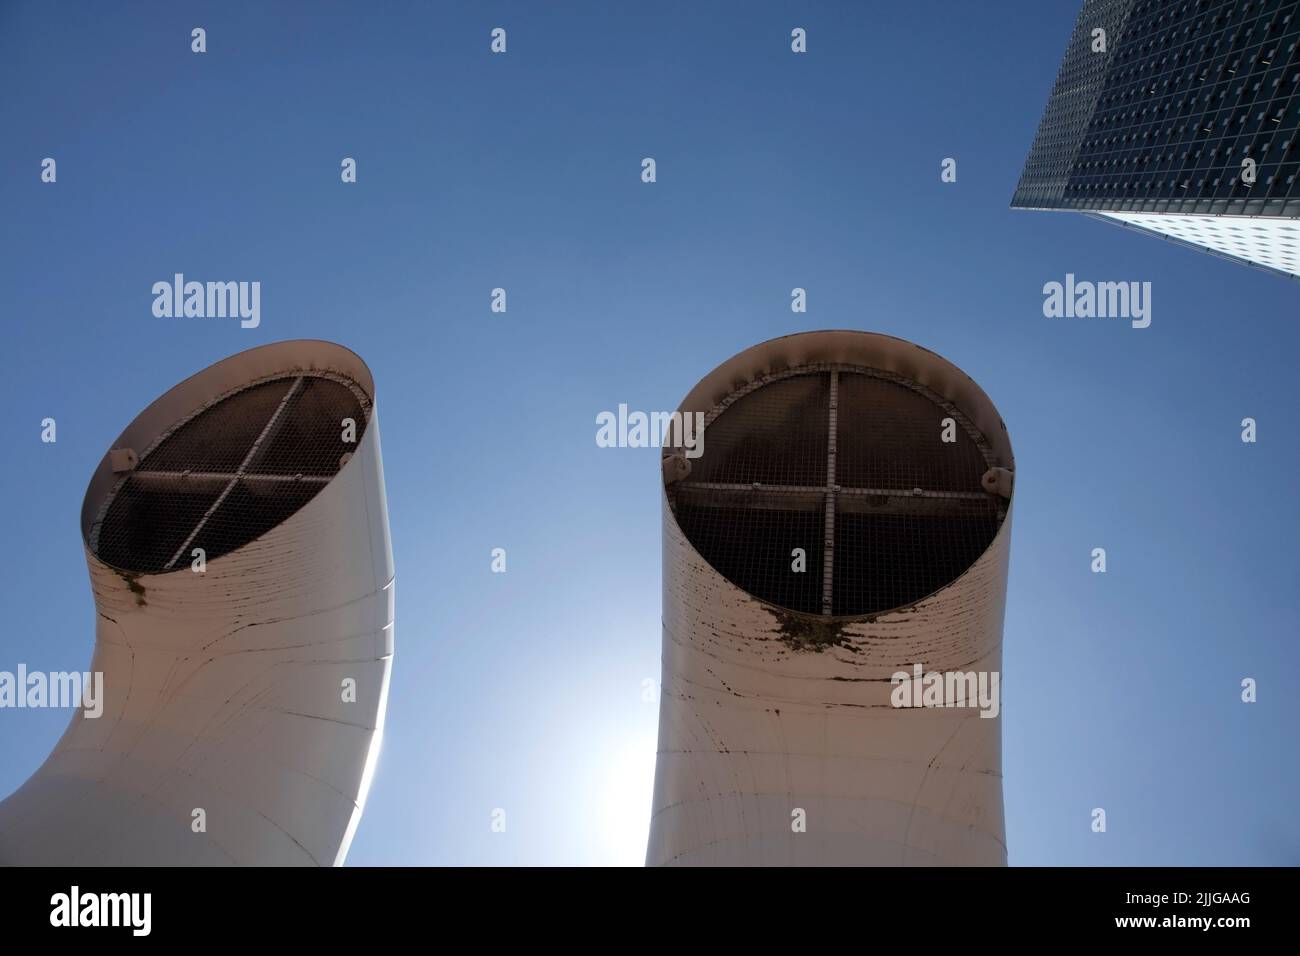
[687,374,830,486]
[836,373,991,492]
[673,485,827,614]
[667,366,1003,617]
[91,372,369,574]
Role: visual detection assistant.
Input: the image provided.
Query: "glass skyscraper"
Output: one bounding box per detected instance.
[1014,0,1300,279]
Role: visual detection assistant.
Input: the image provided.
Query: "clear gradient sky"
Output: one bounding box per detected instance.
[1,0,1297,866]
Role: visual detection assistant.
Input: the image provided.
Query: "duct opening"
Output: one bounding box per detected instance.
[666,365,1005,617]
[89,372,370,574]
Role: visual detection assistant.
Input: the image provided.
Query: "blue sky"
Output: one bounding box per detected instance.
[1,0,1296,866]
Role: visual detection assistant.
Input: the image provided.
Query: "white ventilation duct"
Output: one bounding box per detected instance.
[0,340,393,866]
[648,330,1015,866]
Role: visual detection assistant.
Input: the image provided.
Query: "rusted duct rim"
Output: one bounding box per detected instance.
[80,339,376,557]
[662,329,1015,621]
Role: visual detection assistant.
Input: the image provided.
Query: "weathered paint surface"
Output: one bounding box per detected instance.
[0,342,394,866]
[647,331,1013,867]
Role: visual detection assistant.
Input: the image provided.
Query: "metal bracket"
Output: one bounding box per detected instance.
[109,448,139,473]
[981,466,1014,500]
[662,453,692,484]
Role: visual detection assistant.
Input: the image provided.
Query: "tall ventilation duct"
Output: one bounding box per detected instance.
[0,340,393,866]
[648,330,1015,866]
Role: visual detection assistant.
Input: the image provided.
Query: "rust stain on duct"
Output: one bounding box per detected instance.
[767,606,850,653]
[115,570,147,606]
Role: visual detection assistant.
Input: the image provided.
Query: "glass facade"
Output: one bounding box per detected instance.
[1014,0,1300,277]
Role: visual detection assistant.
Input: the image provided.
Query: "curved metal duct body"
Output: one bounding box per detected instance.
[648,330,1015,866]
[0,340,393,866]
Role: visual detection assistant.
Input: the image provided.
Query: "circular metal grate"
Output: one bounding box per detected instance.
[667,365,1005,617]
[90,372,369,574]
